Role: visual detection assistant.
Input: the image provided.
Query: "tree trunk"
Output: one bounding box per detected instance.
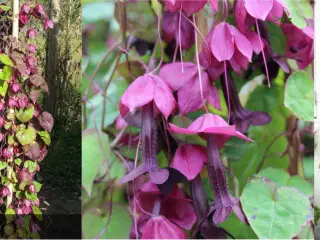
[44,0,60,116]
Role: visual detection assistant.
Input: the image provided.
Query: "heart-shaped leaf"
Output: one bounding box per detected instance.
[16,105,34,123]
[0,54,14,66]
[240,177,312,239]
[285,71,314,122]
[16,127,36,146]
[38,131,51,145]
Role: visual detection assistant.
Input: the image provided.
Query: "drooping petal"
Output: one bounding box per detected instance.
[142,216,187,239]
[159,62,198,90]
[234,0,248,32]
[171,144,206,180]
[244,0,274,20]
[162,197,197,230]
[182,0,207,16]
[245,31,265,54]
[177,71,210,115]
[120,75,155,115]
[164,0,182,13]
[153,75,176,118]
[207,84,221,110]
[229,25,253,61]
[210,22,235,62]
[266,0,284,24]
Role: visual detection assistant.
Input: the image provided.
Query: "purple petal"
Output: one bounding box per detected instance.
[171,144,206,180]
[212,206,232,224]
[210,22,235,62]
[119,165,147,184]
[182,0,207,16]
[209,0,218,11]
[234,0,248,32]
[159,62,197,90]
[149,168,170,184]
[244,0,274,20]
[177,71,210,115]
[229,25,253,61]
[153,75,176,118]
[246,31,265,54]
[266,0,284,24]
[207,84,221,110]
[120,75,155,115]
[168,123,198,135]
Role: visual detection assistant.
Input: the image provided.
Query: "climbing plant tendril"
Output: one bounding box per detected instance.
[0,1,54,239]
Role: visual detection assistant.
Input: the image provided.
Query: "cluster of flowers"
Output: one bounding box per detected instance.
[0,2,53,239]
[115,0,314,238]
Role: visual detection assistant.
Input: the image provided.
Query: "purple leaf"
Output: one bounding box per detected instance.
[39,111,54,132]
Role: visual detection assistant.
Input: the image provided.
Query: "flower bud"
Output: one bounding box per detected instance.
[19,13,29,25]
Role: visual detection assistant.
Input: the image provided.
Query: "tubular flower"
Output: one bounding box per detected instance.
[119,74,176,184]
[169,113,252,224]
[220,72,271,133]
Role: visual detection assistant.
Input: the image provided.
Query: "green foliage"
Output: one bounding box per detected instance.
[285,71,314,122]
[240,177,312,239]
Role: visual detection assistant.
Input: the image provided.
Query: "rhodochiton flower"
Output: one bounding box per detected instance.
[33,4,47,19]
[160,62,220,114]
[44,19,54,30]
[281,23,314,70]
[169,114,252,224]
[119,74,176,184]
[27,29,37,39]
[220,72,271,133]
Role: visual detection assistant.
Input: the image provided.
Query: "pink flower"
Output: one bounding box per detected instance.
[159,62,220,115]
[44,19,54,30]
[21,3,31,14]
[2,147,13,159]
[28,44,37,53]
[27,29,37,39]
[0,116,4,128]
[33,4,47,19]
[10,81,21,93]
[115,115,128,130]
[164,0,207,17]
[162,11,194,50]
[26,56,37,69]
[0,187,10,197]
[29,184,36,193]
[282,23,314,70]
[19,13,29,25]
[8,97,18,108]
[119,74,176,119]
[17,94,29,109]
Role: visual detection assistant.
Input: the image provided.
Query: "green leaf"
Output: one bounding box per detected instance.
[240,177,312,239]
[82,205,131,239]
[220,213,258,239]
[14,158,22,166]
[283,0,313,28]
[0,80,8,97]
[5,208,16,224]
[265,22,286,55]
[25,191,37,202]
[32,206,43,221]
[38,131,51,145]
[285,71,314,122]
[0,5,10,11]
[15,191,23,199]
[16,105,35,123]
[0,54,14,66]
[32,181,42,193]
[0,66,13,81]
[24,160,37,173]
[258,167,313,197]
[16,127,36,145]
[0,161,7,170]
[82,129,110,196]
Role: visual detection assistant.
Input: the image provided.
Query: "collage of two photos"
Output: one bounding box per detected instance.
[0,0,317,239]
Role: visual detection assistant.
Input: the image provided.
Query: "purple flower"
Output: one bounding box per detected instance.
[0,187,10,197]
[159,62,221,115]
[26,55,37,69]
[19,13,29,25]
[162,11,194,50]
[44,19,54,30]
[33,4,47,19]
[2,147,13,159]
[134,181,196,238]
[27,29,37,39]
[28,44,37,54]
[21,3,31,14]
[220,72,271,133]
[8,97,18,108]
[29,184,36,193]
[282,23,314,70]
[17,94,29,109]
[10,81,21,93]
[169,113,252,224]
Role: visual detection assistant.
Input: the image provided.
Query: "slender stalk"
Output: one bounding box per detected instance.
[12,0,19,38]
